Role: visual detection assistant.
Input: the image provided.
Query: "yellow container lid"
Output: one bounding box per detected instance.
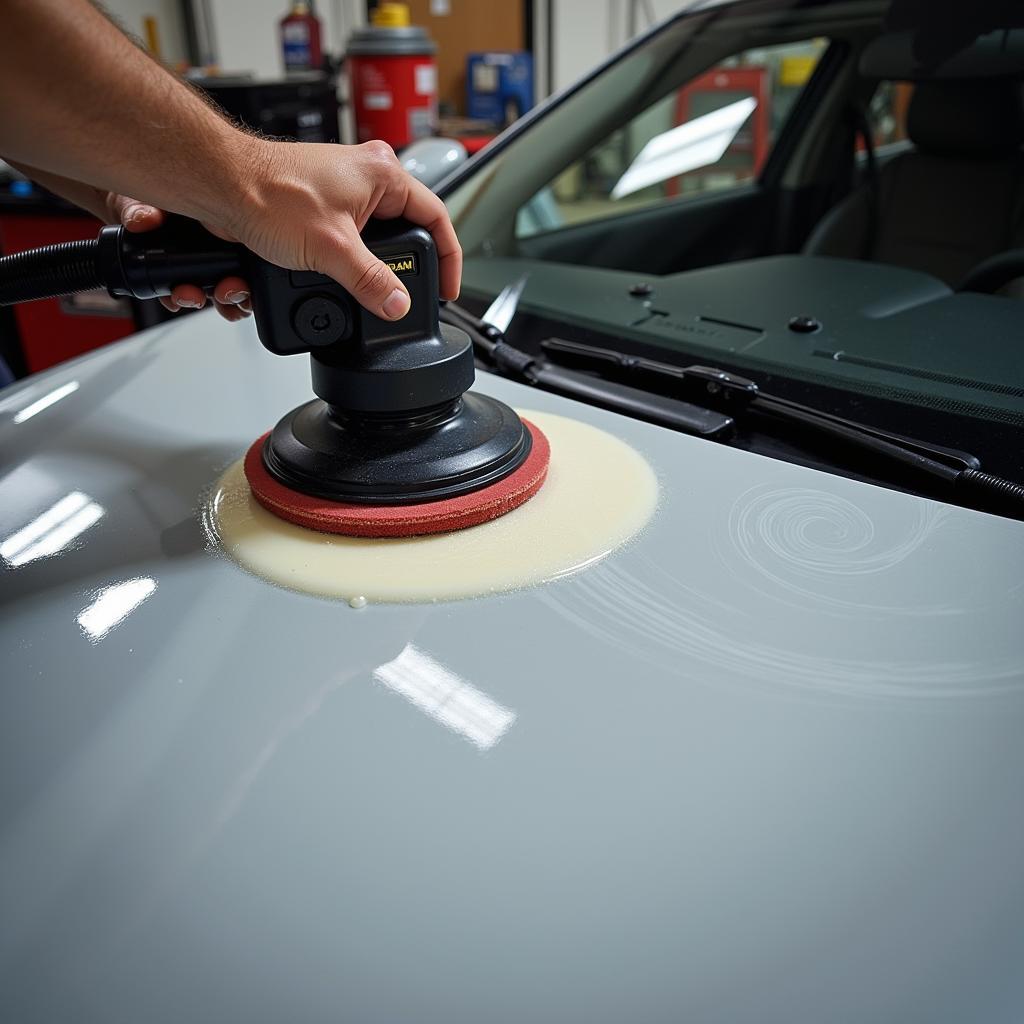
[779,55,818,87]
[372,3,411,28]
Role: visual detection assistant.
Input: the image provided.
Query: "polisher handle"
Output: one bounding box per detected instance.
[102,216,245,300]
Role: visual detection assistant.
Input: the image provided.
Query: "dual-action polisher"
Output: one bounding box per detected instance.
[0,216,550,537]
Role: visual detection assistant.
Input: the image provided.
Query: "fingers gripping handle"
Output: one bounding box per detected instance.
[242,218,442,358]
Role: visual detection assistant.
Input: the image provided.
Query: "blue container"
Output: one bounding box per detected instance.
[466,51,533,126]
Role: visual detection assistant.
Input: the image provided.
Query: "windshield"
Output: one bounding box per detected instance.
[442,0,1024,482]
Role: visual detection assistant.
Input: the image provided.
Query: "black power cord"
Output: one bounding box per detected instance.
[0,217,243,308]
[0,239,105,305]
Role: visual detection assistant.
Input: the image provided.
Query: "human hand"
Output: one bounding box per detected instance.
[208,138,462,321]
[106,194,252,322]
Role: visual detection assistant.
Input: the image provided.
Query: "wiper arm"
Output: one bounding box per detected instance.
[541,337,762,413]
[539,336,1024,518]
[441,302,734,439]
[542,337,977,470]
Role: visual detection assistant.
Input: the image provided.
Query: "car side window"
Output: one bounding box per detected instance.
[515,38,829,239]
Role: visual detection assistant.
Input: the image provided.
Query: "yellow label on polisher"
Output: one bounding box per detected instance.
[385,253,418,276]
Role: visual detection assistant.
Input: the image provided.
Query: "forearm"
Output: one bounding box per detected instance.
[0,0,257,227]
[0,0,462,319]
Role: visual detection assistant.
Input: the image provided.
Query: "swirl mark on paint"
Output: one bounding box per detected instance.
[716,486,959,617]
[539,555,1024,700]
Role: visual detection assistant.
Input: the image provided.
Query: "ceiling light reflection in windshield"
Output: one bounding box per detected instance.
[612,97,757,200]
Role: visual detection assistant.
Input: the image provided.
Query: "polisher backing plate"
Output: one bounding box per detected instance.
[244,419,550,538]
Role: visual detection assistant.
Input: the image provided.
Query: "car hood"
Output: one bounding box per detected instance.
[2,312,1023,1023]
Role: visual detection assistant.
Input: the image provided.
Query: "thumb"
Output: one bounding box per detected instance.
[324,227,411,322]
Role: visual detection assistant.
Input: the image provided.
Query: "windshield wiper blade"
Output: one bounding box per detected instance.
[752,392,978,473]
[538,336,1024,518]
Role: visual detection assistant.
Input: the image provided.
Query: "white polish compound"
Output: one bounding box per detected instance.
[208,410,658,604]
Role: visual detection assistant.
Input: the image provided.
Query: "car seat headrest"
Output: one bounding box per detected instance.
[906,80,1024,158]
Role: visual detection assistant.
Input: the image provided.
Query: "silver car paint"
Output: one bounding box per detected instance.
[1,312,1023,1022]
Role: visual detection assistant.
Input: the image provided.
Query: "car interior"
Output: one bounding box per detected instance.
[456,4,1024,294]
[804,78,1024,292]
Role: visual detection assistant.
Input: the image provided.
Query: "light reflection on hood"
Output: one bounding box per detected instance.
[12,380,80,424]
[1,491,105,568]
[374,644,516,751]
[77,577,157,642]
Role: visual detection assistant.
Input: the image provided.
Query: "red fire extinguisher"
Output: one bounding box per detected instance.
[346,3,438,150]
[280,1,322,72]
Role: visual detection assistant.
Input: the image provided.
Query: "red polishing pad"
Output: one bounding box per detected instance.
[244,419,550,538]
